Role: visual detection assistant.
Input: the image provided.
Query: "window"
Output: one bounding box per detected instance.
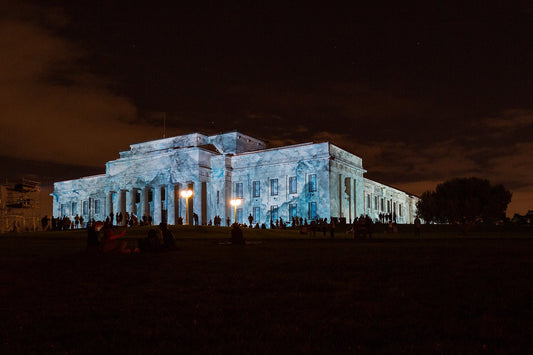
[308,202,317,220]
[71,202,77,215]
[83,201,88,215]
[289,176,297,194]
[381,198,384,212]
[271,205,279,221]
[235,183,243,199]
[236,208,243,223]
[94,199,101,214]
[270,179,278,196]
[289,203,297,220]
[375,196,378,209]
[308,174,317,192]
[253,181,260,198]
[367,195,371,209]
[399,204,403,217]
[253,207,260,223]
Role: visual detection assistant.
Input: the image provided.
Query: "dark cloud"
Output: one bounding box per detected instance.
[0,7,168,168]
[483,109,533,132]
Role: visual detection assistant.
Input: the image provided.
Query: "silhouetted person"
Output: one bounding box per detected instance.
[366,215,374,239]
[414,217,421,238]
[159,222,176,250]
[41,216,49,231]
[87,221,103,252]
[139,229,161,252]
[330,219,336,238]
[231,223,245,245]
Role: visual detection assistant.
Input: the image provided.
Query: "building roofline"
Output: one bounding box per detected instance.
[363,177,420,198]
[55,174,106,184]
[127,131,265,147]
[233,141,324,156]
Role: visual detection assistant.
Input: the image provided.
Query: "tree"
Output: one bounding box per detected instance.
[416,177,512,226]
[416,190,439,224]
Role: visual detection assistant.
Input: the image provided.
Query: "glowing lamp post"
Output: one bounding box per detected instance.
[230,198,242,224]
[180,189,193,225]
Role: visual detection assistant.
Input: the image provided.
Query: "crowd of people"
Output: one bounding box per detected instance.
[40,215,89,231]
[42,211,423,253]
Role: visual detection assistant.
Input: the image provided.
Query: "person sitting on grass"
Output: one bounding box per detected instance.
[159,222,177,250]
[138,229,161,252]
[231,223,245,245]
[87,221,103,252]
[100,225,130,253]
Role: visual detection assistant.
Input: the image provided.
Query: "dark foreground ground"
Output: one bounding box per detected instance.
[1,227,532,354]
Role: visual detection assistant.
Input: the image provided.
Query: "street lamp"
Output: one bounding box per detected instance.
[180,189,193,225]
[230,198,242,224]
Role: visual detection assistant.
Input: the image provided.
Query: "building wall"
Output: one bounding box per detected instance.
[227,142,331,225]
[52,132,419,226]
[328,144,366,223]
[362,178,417,223]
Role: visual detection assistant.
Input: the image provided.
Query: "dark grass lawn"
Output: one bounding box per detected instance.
[1,226,532,354]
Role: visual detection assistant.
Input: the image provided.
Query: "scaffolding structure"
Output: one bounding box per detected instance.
[0,178,41,233]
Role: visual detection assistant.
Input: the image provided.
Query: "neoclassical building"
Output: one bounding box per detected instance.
[52,132,419,226]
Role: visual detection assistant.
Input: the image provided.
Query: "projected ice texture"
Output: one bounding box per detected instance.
[52,132,419,226]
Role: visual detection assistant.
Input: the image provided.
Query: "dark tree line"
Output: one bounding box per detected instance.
[416,177,512,225]
[512,210,533,225]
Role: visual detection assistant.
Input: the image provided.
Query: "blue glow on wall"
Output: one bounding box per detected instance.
[52,132,419,226]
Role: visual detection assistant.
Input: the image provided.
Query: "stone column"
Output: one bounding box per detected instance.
[121,190,129,225]
[137,188,143,218]
[143,186,150,218]
[116,190,123,225]
[125,188,132,216]
[106,192,113,218]
[353,178,358,218]
[345,177,352,224]
[178,183,186,223]
[129,189,138,215]
[193,181,202,225]
[338,173,343,218]
[153,186,162,225]
[167,184,176,225]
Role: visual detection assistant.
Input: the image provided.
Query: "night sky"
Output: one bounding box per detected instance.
[1,1,532,216]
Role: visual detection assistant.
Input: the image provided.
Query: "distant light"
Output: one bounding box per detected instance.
[181,189,193,198]
[230,198,242,207]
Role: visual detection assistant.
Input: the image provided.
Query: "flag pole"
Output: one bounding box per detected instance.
[163,112,166,138]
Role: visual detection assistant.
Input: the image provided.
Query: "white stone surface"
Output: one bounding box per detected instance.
[52,132,419,226]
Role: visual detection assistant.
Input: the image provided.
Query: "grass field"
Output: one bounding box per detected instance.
[1,225,532,354]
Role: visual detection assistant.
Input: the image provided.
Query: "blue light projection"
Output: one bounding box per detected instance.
[52,132,419,226]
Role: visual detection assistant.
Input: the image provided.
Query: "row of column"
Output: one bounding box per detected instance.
[105,182,203,226]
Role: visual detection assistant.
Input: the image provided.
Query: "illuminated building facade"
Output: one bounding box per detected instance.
[52,132,419,226]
